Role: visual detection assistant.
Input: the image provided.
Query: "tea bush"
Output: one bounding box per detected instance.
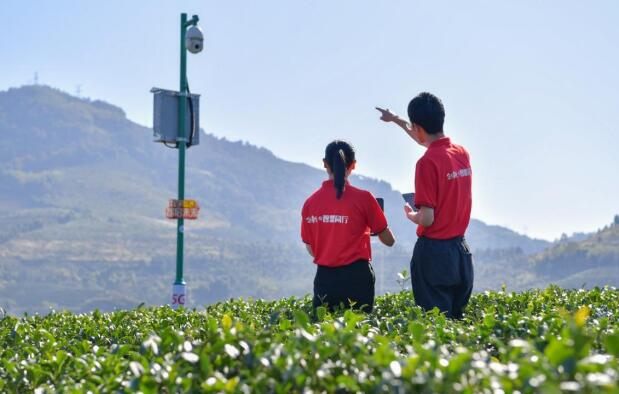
[1,286,618,393]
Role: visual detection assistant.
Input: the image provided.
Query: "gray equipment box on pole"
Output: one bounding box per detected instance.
[151,87,200,146]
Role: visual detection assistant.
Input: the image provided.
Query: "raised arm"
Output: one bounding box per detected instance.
[375,107,423,146]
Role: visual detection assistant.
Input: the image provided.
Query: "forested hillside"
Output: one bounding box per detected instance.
[0,85,615,314]
[530,221,619,288]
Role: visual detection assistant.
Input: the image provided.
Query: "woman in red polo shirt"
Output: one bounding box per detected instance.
[301,140,395,312]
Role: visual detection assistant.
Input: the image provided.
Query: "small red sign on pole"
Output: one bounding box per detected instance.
[166,199,200,219]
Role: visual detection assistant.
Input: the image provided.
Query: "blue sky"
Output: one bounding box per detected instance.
[1,1,618,240]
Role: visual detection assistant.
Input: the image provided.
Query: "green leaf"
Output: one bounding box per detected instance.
[294,310,310,329]
[604,332,619,357]
[544,339,573,367]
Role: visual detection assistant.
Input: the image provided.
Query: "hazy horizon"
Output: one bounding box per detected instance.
[1,1,618,241]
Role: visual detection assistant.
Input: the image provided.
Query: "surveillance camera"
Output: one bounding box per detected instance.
[186,26,204,54]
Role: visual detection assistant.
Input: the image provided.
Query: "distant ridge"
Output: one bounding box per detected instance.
[0,85,547,249]
[531,221,619,288]
[6,85,615,315]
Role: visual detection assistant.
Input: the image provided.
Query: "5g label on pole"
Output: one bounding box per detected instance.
[172,284,187,309]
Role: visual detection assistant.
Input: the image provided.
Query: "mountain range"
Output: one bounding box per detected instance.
[0,85,616,315]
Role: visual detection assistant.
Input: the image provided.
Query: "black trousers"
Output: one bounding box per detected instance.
[313,259,376,313]
[410,236,474,319]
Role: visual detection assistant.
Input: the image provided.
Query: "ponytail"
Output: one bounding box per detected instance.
[324,141,356,199]
[332,149,346,199]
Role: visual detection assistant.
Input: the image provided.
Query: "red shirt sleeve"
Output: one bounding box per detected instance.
[301,201,312,245]
[365,192,388,234]
[414,156,438,209]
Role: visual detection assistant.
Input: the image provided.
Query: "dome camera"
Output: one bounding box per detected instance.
[186,25,204,54]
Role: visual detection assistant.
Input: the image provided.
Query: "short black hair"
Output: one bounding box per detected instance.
[407,92,445,135]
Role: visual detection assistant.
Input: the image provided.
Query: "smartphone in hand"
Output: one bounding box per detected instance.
[376,197,384,212]
[402,193,419,212]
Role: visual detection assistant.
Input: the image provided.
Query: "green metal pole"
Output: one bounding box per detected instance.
[175,13,188,286]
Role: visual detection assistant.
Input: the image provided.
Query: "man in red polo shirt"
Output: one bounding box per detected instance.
[376,92,473,319]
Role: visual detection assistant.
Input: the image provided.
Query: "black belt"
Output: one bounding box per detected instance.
[317,259,369,271]
[417,235,465,243]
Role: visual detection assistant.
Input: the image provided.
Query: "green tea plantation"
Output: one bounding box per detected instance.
[1,286,618,393]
